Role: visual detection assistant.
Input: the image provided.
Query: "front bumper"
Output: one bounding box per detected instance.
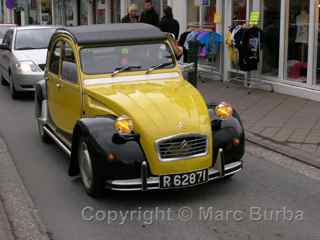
[105,149,243,191]
[13,72,44,91]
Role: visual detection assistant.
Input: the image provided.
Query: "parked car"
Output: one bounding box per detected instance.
[35,24,245,198]
[0,26,57,99]
[0,24,16,43]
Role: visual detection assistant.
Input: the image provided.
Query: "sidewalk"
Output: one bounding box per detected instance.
[198,80,320,168]
[0,137,50,240]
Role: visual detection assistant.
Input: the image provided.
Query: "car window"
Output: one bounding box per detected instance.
[80,42,175,75]
[61,42,78,84]
[49,41,62,75]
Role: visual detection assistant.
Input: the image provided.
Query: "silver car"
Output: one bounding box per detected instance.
[0,26,57,99]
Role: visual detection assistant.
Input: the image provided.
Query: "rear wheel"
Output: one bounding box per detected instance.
[78,138,104,198]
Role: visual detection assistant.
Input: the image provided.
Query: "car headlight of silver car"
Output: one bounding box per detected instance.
[16,61,41,73]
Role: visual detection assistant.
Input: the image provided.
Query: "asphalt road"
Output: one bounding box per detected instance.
[0,86,319,240]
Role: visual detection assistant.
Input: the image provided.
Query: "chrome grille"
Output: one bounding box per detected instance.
[156,134,208,161]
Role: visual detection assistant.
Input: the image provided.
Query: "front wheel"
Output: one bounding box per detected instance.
[78,138,105,198]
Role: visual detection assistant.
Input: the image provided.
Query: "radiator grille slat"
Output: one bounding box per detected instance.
[157,134,208,161]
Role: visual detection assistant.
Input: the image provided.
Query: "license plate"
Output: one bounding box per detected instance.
[160,169,208,189]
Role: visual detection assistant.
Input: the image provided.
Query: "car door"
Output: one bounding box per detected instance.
[55,40,81,137]
[47,40,63,130]
[0,30,13,81]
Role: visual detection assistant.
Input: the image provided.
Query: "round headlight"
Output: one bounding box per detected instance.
[114,115,134,135]
[215,102,233,120]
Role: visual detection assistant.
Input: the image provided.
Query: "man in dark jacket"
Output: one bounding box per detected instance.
[159,6,180,39]
[140,0,159,27]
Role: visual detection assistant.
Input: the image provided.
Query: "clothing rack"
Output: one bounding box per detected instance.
[226,20,273,94]
[182,27,224,83]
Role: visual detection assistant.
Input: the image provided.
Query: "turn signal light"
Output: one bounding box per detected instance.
[107,153,117,161]
[114,115,134,135]
[215,102,233,120]
[233,138,240,146]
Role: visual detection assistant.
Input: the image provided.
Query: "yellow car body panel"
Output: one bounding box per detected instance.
[81,69,213,175]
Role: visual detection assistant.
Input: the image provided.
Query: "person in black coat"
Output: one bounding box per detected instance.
[159,6,180,39]
[140,0,159,27]
[121,4,139,23]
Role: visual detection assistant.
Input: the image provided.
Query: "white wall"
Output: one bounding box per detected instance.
[167,0,187,33]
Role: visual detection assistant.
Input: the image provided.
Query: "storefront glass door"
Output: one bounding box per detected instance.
[286,0,310,83]
[262,0,281,77]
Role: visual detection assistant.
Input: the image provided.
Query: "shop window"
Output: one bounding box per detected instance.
[96,0,106,24]
[187,0,200,27]
[232,0,246,25]
[262,0,281,77]
[287,0,309,83]
[201,0,217,28]
[80,0,88,25]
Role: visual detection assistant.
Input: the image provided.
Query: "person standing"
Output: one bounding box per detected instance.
[121,4,139,23]
[140,0,159,27]
[159,6,180,39]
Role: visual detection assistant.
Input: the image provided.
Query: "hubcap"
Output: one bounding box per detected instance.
[79,142,93,190]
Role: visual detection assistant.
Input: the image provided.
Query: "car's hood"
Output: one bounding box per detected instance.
[13,49,47,65]
[84,78,213,175]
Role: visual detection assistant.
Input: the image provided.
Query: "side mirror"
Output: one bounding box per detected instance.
[0,44,10,51]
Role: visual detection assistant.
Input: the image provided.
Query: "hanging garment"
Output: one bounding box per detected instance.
[236,26,263,71]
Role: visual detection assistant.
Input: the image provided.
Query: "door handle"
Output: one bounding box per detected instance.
[56,83,62,89]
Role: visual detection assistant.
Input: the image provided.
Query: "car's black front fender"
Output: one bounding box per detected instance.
[208,103,245,164]
[69,117,147,180]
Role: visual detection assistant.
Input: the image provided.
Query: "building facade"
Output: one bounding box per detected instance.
[1,0,320,101]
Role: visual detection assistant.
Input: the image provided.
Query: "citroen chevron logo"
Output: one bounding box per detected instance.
[177,121,184,129]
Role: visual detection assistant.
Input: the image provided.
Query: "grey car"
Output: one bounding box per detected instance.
[0,26,57,99]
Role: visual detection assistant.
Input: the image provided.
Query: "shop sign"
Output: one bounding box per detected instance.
[249,11,260,25]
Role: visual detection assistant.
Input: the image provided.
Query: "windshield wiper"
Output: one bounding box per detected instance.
[111,65,141,77]
[146,62,173,74]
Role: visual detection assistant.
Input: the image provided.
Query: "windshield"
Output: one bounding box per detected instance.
[15,28,56,50]
[80,42,175,75]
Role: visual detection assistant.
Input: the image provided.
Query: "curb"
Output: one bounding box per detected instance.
[246,132,320,169]
[0,136,51,240]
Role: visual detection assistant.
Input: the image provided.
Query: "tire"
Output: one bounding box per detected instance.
[78,137,105,198]
[1,77,8,86]
[9,74,19,99]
